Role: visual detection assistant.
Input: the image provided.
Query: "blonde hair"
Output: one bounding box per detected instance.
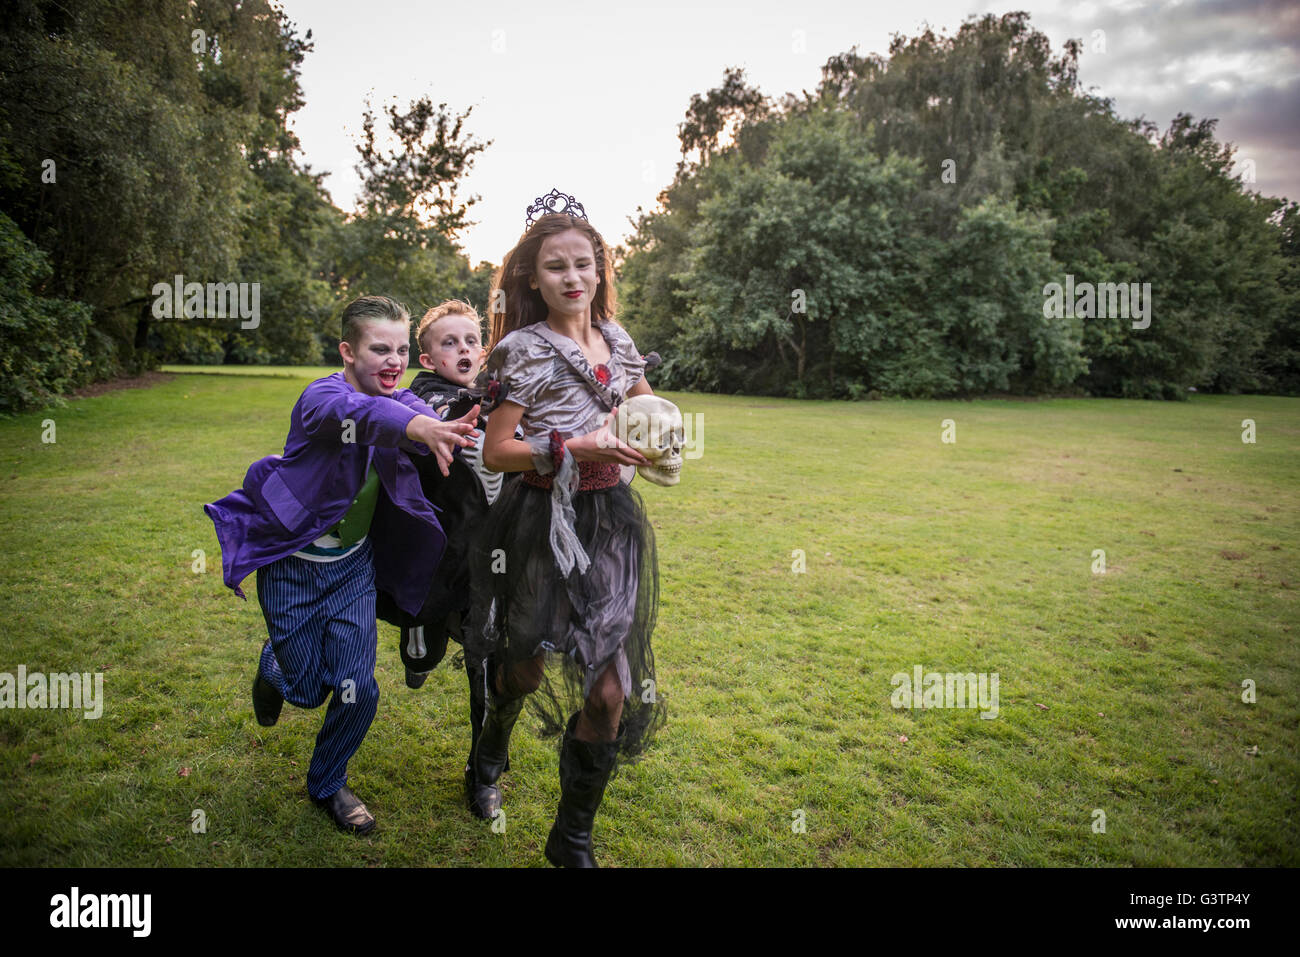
[416,299,483,355]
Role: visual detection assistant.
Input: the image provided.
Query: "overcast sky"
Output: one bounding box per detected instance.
[278,0,1299,265]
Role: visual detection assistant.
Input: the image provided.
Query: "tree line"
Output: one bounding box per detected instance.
[3,7,1296,412]
[618,13,1299,399]
[0,0,490,413]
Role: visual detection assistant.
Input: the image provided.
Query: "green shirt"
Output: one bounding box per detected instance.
[335,464,380,547]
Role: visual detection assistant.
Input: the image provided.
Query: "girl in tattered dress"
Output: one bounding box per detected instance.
[463,193,666,867]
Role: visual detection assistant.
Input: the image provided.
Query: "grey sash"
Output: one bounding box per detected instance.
[518,322,631,577]
[522,322,625,411]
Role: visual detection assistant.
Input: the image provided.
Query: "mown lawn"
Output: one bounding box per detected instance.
[0,368,1296,866]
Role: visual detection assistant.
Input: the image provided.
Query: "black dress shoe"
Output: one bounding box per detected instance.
[311,785,375,835]
[252,673,283,727]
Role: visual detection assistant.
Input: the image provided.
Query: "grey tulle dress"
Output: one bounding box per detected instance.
[464,319,665,764]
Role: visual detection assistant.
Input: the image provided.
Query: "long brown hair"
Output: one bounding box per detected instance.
[487,213,618,347]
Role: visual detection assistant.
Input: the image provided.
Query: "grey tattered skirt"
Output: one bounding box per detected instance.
[464,473,665,765]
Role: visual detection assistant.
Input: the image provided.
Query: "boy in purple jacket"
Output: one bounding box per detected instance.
[204,295,479,834]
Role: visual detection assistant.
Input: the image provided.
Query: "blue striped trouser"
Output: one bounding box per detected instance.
[255,541,379,800]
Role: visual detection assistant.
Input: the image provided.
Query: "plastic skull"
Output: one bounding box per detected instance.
[615,395,684,486]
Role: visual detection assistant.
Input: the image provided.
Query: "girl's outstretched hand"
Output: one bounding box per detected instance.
[565,407,650,466]
[406,404,481,477]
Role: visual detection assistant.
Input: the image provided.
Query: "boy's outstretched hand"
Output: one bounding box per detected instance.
[406,404,481,477]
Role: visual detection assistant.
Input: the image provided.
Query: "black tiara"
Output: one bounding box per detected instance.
[525,188,587,229]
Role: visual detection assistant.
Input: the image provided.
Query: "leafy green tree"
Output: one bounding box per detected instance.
[147,2,339,365]
[1261,202,1300,394]
[623,13,1293,399]
[0,0,332,378]
[673,111,925,396]
[0,209,94,412]
[677,66,771,170]
[1,0,248,373]
[326,96,491,345]
[355,96,487,237]
[930,198,1084,395]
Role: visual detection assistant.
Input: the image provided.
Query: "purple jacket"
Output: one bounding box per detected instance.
[204,373,446,616]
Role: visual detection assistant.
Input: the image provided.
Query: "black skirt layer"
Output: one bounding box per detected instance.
[465,474,665,766]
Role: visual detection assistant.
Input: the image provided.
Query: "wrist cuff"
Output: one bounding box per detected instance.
[526,433,556,475]
[549,430,566,471]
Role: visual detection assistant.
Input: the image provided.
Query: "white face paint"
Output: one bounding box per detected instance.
[341,318,409,396]
[615,395,684,487]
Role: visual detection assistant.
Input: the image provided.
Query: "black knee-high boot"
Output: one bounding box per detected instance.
[544,712,619,868]
[465,658,524,820]
[463,659,486,800]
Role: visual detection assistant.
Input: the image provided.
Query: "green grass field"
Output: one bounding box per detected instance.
[1,368,1296,866]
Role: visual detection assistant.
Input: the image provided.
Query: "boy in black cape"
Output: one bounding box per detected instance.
[375,300,504,687]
